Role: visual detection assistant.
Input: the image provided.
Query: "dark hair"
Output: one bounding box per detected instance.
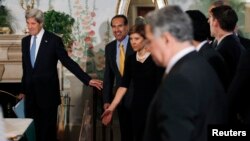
[128,24,146,39]
[211,5,238,32]
[186,10,210,42]
[111,15,128,26]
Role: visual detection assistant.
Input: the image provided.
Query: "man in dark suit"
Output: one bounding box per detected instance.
[186,10,229,90]
[238,35,250,49]
[228,47,250,124]
[18,9,102,141]
[144,6,228,141]
[103,15,134,141]
[208,5,245,85]
[208,0,250,50]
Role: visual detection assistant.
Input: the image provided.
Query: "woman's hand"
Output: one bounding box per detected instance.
[101,108,113,126]
[89,79,103,90]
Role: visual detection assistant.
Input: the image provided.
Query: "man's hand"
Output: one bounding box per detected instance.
[89,79,103,90]
[17,93,25,100]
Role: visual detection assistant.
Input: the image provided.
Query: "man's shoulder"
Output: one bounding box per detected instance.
[200,44,223,59]
[239,35,250,49]
[105,40,117,51]
[22,34,31,41]
[219,36,245,54]
[171,52,212,74]
[44,30,61,39]
[106,40,116,47]
[239,35,250,43]
[221,35,242,46]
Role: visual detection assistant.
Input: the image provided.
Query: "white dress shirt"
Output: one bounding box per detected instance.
[30,28,45,60]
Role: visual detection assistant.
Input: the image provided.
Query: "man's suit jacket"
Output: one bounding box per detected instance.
[216,34,245,84]
[103,39,134,108]
[144,51,228,141]
[199,42,229,90]
[238,35,250,49]
[21,31,91,108]
[228,48,250,124]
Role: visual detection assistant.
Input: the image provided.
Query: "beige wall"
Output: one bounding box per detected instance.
[245,4,250,32]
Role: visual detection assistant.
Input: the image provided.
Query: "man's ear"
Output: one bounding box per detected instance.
[40,22,44,27]
[161,32,171,44]
[213,18,219,28]
[126,24,129,32]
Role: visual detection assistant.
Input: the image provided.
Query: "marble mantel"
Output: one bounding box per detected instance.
[0,35,63,86]
[0,35,24,82]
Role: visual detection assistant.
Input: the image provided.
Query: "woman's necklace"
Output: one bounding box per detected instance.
[136,51,150,63]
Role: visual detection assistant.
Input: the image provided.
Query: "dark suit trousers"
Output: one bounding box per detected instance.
[26,103,58,141]
[117,104,133,141]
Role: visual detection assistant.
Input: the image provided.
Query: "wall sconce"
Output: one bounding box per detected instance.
[20,0,35,11]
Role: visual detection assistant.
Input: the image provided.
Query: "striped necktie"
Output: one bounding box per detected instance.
[30,36,37,68]
[119,43,125,76]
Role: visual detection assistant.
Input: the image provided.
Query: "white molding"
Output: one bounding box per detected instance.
[116,0,167,15]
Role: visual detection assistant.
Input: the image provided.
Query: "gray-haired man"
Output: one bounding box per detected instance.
[18,8,102,141]
[144,6,227,141]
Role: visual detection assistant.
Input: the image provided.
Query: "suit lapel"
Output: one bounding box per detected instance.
[110,41,119,73]
[24,35,33,69]
[33,31,49,69]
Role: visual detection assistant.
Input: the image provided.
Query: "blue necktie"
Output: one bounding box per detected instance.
[30,36,37,68]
